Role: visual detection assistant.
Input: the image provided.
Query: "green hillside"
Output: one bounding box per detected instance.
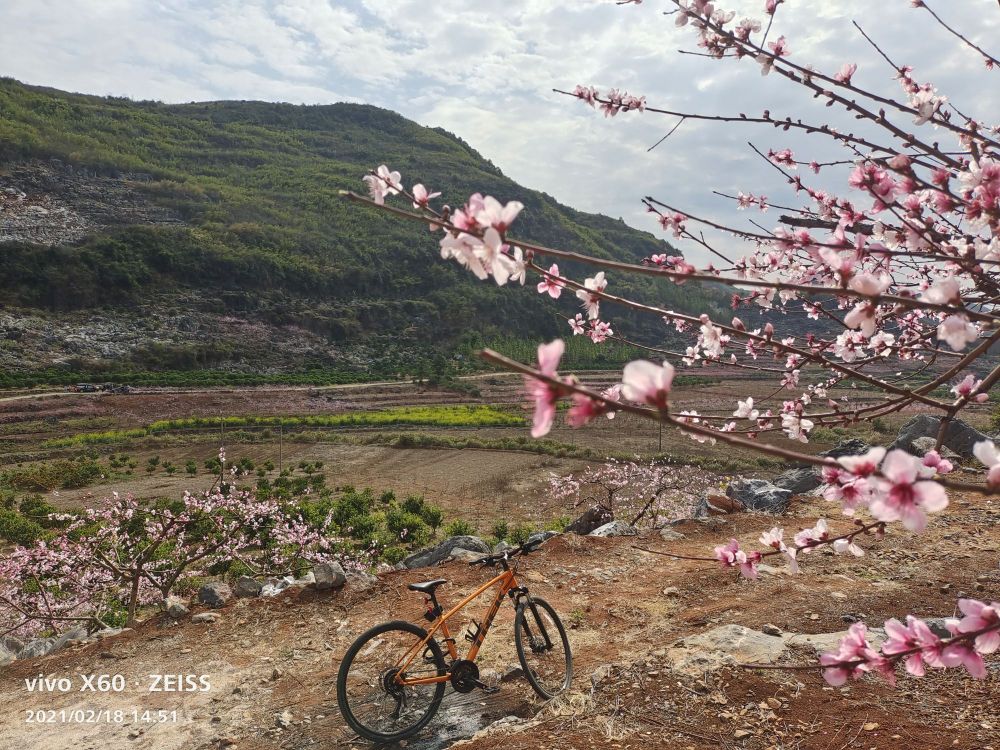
[0,78,725,379]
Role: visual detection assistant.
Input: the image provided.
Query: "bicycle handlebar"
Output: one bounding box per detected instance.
[469,537,544,567]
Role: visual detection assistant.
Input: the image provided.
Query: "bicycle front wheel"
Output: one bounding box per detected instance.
[336,620,447,743]
[514,597,572,699]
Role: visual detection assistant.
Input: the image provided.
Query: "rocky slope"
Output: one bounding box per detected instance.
[1,489,997,750]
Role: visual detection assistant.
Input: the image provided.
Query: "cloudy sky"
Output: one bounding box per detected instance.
[2,0,997,263]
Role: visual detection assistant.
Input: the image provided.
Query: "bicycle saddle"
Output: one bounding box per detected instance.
[408,579,447,594]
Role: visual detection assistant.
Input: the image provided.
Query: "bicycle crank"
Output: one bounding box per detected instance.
[449,659,480,693]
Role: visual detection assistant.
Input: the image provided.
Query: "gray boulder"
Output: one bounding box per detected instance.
[0,636,24,654]
[891,415,988,458]
[448,548,486,563]
[725,479,792,514]
[527,530,560,545]
[772,467,823,494]
[165,596,189,618]
[588,521,638,537]
[345,571,379,592]
[51,626,88,653]
[198,581,232,608]
[401,536,490,569]
[0,646,15,667]
[565,506,613,535]
[820,438,871,459]
[233,576,263,598]
[313,562,347,590]
[18,638,55,660]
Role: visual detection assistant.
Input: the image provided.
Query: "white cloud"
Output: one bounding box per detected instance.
[1,0,997,264]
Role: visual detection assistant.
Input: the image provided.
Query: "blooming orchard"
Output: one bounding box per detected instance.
[347,0,1000,685]
[0,485,345,638]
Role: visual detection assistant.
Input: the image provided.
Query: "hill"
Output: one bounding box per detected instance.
[0,78,726,384]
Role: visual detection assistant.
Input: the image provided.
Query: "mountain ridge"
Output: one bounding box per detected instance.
[0,77,727,379]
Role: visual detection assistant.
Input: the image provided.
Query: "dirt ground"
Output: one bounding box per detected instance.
[1,491,997,750]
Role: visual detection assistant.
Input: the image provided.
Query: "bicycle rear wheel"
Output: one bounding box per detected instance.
[514,597,572,699]
[336,620,447,743]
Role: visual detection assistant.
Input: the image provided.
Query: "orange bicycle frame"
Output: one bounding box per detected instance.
[394,568,519,686]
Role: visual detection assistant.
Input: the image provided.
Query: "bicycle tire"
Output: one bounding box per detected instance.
[514,597,573,699]
[336,620,447,743]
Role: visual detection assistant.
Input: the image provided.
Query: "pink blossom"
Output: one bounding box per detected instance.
[621,360,676,410]
[883,616,929,676]
[921,450,953,476]
[537,264,565,298]
[937,314,979,351]
[475,196,524,234]
[871,450,948,532]
[411,183,441,208]
[576,271,607,319]
[955,599,1000,654]
[820,622,886,685]
[973,440,1000,487]
[713,538,760,578]
[834,62,857,85]
[837,447,886,477]
[524,339,566,438]
[362,165,402,205]
[951,373,985,401]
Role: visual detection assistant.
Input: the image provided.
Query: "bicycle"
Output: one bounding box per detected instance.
[336,537,573,743]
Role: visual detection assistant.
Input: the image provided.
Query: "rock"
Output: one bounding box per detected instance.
[724,479,792,514]
[233,576,263,598]
[891,415,988,458]
[448,548,485,563]
[198,582,232,608]
[910,437,961,460]
[313,562,347,590]
[493,541,512,555]
[275,710,293,728]
[51,626,88,653]
[260,577,287,597]
[526,530,559,545]
[664,625,886,676]
[588,521,638,537]
[761,623,782,636]
[664,625,788,675]
[401,536,491,569]
[820,438,871,459]
[923,618,953,639]
[785,629,885,653]
[565,506,614,535]
[94,627,126,640]
[165,596,189,618]
[1,636,24,654]
[772,467,823,494]
[0,646,15,667]
[697,494,745,516]
[658,527,685,541]
[662,587,680,597]
[345,571,379,592]
[18,638,55,660]
[192,612,221,624]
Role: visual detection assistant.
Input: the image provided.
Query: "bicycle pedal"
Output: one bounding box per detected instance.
[474,680,500,695]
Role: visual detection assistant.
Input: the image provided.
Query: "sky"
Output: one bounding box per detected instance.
[2,0,998,264]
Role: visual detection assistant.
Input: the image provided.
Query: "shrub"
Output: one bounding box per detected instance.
[382,546,407,565]
[492,520,509,541]
[0,510,44,546]
[444,519,476,537]
[509,523,534,545]
[421,504,444,532]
